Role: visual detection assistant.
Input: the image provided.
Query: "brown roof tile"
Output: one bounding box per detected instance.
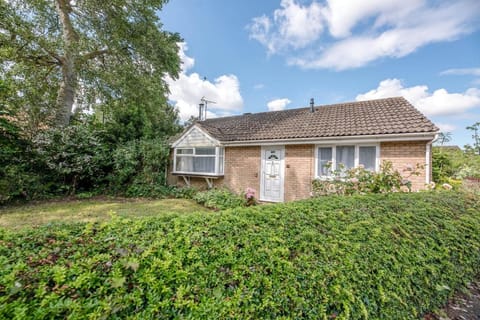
[196,97,438,142]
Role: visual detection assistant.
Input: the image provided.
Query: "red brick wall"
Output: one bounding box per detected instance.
[380,141,429,191]
[284,145,315,201]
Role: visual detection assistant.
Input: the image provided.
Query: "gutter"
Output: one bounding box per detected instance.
[221,132,438,147]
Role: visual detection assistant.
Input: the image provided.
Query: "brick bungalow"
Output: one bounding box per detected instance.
[168,97,438,202]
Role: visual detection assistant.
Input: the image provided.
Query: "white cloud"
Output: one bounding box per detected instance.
[356,78,480,116]
[267,98,291,111]
[248,0,324,54]
[254,83,265,90]
[440,68,480,76]
[177,42,195,72]
[436,123,457,132]
[166,43,243,121]
[324,0,423,38]
[248,0,480,70]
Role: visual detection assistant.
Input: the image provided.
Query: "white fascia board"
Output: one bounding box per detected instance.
[171,124,221,148]
[221,132,439,147]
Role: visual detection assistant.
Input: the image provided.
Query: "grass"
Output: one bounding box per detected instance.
[0,197,209,229]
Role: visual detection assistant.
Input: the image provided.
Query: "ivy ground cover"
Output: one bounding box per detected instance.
[1,192,479,319]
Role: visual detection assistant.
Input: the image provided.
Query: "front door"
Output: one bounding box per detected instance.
[260,146,284,202]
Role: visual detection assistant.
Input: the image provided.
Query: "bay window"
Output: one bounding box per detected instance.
[316,144,379,178]
[174,147,224,175]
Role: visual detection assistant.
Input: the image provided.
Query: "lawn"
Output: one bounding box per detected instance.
[0,198,209,229]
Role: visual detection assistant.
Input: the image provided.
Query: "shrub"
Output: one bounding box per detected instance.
[456,165,480,180]
[0,110,50,203]
[312,160,422,196]
[432,147,480,181]
[170,186,198,199]
[432,149,455,183]
[0,192,479,319]
[193,188,246,210]
[33,125,111,195]
[109,138,171,196]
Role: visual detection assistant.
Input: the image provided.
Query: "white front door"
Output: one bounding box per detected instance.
[260,146,285,202]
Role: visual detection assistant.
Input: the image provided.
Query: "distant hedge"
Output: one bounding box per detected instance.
[1,192,479,319]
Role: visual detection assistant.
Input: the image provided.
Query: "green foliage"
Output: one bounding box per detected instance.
[0,121,176,203]
[33,124,111,195]
[109,138,171,197]
[0,107,48,203]
[1,0,182,127]
[1,0,183,202]
[170,186,198,199]
[312,161,422,196]
[432,149,455,184]
[193,188,247,210]
[466,122,480,155]
[0,164,48,203]
[432,147,480,180]
[0,192,479,319]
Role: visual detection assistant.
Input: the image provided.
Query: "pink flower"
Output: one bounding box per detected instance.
[350,177,359,183]
[245,187,256,199]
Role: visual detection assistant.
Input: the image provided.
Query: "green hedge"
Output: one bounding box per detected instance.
[1,192,479,319]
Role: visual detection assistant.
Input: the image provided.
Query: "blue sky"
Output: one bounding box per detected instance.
[161,0,480,147]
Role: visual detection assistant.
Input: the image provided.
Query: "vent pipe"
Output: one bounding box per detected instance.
[310,98,314,113]
[198,102,205,120]
[199,97,216,121]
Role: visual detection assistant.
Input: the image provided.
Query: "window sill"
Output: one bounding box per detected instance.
[172,172,224,178]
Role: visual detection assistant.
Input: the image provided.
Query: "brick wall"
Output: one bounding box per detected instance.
[168,141,431,200]
[380,141,429,191]
[223,146,261,195]
[284,145,315,201]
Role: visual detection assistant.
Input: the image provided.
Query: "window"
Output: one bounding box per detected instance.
[174,147,224,175]
[316,144,378,178]
[318,147,332,176]
[359,146,376,170]
[336,146,355,170]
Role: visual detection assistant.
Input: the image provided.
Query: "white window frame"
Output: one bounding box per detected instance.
[173,146,225,176]
[314,143,380,179]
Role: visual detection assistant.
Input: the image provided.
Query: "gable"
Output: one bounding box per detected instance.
[173,126,219,148]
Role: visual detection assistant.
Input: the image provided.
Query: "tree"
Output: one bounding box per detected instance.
[466,122,480,155]
[1,0,181,128]
[436,132,452,146]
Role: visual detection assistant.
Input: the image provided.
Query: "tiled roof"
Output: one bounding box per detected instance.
[196,97,438,142]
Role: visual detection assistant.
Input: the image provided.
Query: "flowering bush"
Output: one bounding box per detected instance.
[312,160,423,197]
[244,187,257,206]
